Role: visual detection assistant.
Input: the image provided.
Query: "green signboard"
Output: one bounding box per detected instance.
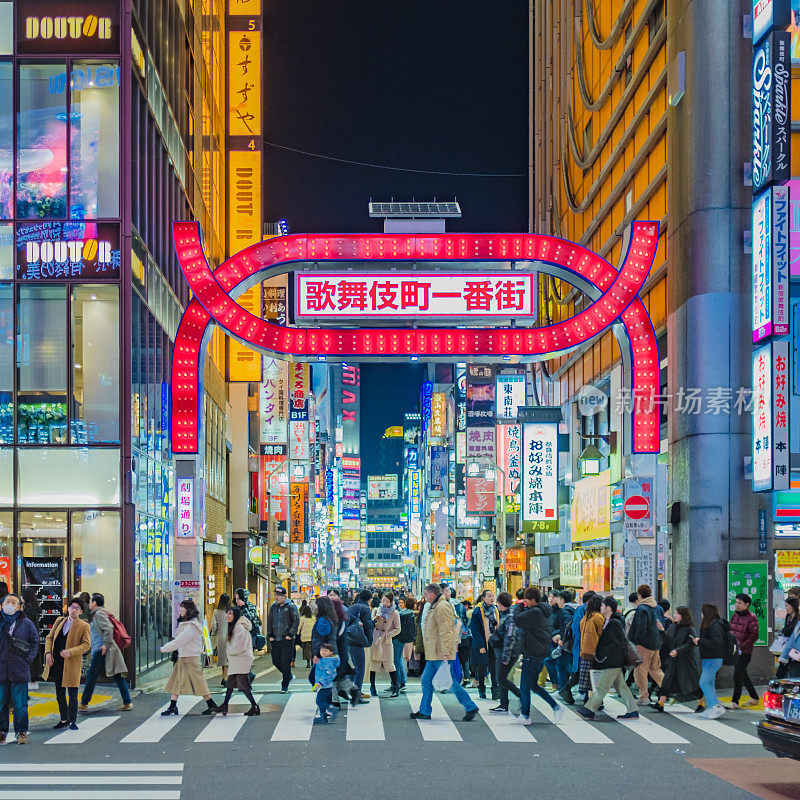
[726,561,768,646]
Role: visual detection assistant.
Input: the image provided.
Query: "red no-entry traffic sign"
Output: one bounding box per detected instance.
[624,495,650,520]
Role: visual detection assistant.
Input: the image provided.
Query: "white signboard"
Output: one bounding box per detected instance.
[496,374,525,418]
[559,551,583,587]
[456,495,480,529]
[753,340,790,492]
[289,420,309,461]
[476,539,494,582]
[176,478,194,539]
[753,185,790,343]
[259,358,288,444]
[521,422,558,523]
[296,273,535,318]
[367,474,398,500]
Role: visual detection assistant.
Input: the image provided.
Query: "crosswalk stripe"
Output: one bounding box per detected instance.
[270,691,318,741]
[193,695,263,742]
[475,699,536,742]
[665,703,762,744]
[0,793,180,800]
[46,715,120,745]
[405,693,462,741]
[0,765,183,772]
[346,695,385,740]
[530,695,612,743]
[601,696,689,743]
[120,697,200,743]
[5,777,182,785]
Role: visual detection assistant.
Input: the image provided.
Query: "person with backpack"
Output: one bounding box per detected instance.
[575,596,639,720]
[724,593,760,710]
[79,593,132,712]
[488,592,521,714]
[346,589,374,703]
[627,584,664,705]
[395,597,416,692]
[692,603,728,718]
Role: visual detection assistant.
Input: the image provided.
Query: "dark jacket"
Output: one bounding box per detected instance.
[235,589,262,635]
[729,609,759,655]
[311,615,338,658]
[628,600,661,650]
[559,603,576,649]
[592,613,627,670]
[698,618,726,659]
[782,615,799,639]
[346,601,374,647]
[549,604,563,637]
[0,611,40,683]
[659,622,701,701]
[469,603,499,668]
[514,601,553,660]
[267,600,299,640]
[490,607,522,664]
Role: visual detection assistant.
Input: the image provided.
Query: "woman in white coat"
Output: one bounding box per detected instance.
[218,607,259,716]
[160,599,219,716]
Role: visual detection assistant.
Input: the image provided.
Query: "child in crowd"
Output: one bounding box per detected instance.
[313,643,341,724]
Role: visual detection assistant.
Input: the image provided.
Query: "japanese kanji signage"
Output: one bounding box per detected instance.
[259,358,288,446]
[296,273,535,318]
[497,423,522,494]
[623,478,654,540]
[262,276,287,324]
[289,482,307,543]
[466,365,496,425]
[521,422,558,529]
[289,420,309,461]
[289,363,309,421]
[753,340,790,492]
[571,470,612,543]
[176,478,194,540]
[228,31,261,137]
[496,374,525,419]
[260,453,287,525]
[466,426,496,463]
[340,364,360,455]
[466,474,496,516]
[17,222,120,280]
[453,537,475,571]
[430,392,446,438]
[504,548,526,572]
[753,184,790,342]
[476,539,494,583]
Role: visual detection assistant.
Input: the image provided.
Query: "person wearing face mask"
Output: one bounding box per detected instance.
[469,589,499,700]
[43,597,91,730]
[369,593,401,697]
[0,592,40,744]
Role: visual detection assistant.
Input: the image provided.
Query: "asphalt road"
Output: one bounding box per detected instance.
[0,668,792,800]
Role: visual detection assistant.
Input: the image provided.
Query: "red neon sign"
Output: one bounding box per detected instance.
[171,224,660,454]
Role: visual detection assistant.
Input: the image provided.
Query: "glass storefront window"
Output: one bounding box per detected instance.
[0,5,11,55]
[17,447,121,506]
[0,283,10,443]
[71,510,119,614]
[0,63,11,219]
[71,285,120,443]
[17,63,68,220]
[69,61,120,219]
[0,511,11,592]
[18,284,67,443]
[0,224,12,280]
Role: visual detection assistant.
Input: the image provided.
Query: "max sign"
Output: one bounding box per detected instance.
[170,222,661,454]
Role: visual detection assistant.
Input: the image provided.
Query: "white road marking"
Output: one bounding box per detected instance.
[665,703,762,744]
[194,695,263,742]
[475,698,537,742]
[405,693,462,741]
[0,793,179,799]
[0,765,184,772]
[270,691,318,741]
[601,696,689,743]
[120,697,200,743]
[5,777,183,785]
[530,695,612,743]
[346,695,385,740]
[45,716,120,745]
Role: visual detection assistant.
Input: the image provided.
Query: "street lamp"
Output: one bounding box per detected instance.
[577,443,603,477]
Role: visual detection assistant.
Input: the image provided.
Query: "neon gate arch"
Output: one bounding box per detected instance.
[171,221,661,455]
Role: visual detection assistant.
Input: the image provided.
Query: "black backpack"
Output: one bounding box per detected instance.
[398,611,416,644]
[720,619,740,666]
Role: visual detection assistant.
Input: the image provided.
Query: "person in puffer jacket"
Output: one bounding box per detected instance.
[724,593,760,709]
[488,592,521,714]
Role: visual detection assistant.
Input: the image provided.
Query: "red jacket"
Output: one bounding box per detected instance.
[729,609,759,654]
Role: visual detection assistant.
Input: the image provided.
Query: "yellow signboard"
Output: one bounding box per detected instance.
[228,31,262,137]
[228,0,262,15]
[570,470,611,543]
[228,284,261,381]
[431,393,446,438]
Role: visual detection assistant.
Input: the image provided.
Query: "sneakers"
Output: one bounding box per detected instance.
[698,704,725,719]
[120,703,133,711]
[69,723,79,731]
[17,732,27,745]
[53,721,69,729]
[575,706,595,720]
[722,701,740,710]
[409,711,431,720]
[617,711,640,720]
[636,698,651,706]
[552,705,568,724]
[741,698,760,708]
[462,707,479,722]
[694,703,706,714]
[559,688,575,705]
[489,706,509,714]
[312,714,330,725]
[516,714,532,726]
[77,703,88,712]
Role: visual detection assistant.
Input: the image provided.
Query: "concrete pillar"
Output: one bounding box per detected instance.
[667,1,766,614]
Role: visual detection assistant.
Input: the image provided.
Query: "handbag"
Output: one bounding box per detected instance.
[9,635,32,657]
[252,633,266,651]
[623,639,643,667]
[432,660,452,691]
[769,635,788,655]
[345,618,370,648]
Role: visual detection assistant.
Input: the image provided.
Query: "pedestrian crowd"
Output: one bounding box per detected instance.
[2,578,800,740]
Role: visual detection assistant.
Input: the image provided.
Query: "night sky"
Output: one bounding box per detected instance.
[263,1,529,471]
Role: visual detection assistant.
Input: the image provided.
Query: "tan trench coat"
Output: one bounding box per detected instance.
[42,616,91,688]
[370,608,400,671]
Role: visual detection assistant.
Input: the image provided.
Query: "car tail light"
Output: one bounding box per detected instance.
[763,690,783,714]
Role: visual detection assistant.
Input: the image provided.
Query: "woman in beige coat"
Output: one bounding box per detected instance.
[159,599,219,716]
[218,607,259,717]
[369,593,401,697]
[44,597,91,730]
[210,593,230,687]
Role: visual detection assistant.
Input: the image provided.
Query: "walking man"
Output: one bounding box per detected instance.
[724,593,760,709]
[267,587,300,692]
[627,584,664,705]
[79,593,132,711]
[410,584,479,721]
[0,593,39,743]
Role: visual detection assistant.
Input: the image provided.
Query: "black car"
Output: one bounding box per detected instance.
[758,678,800,760]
